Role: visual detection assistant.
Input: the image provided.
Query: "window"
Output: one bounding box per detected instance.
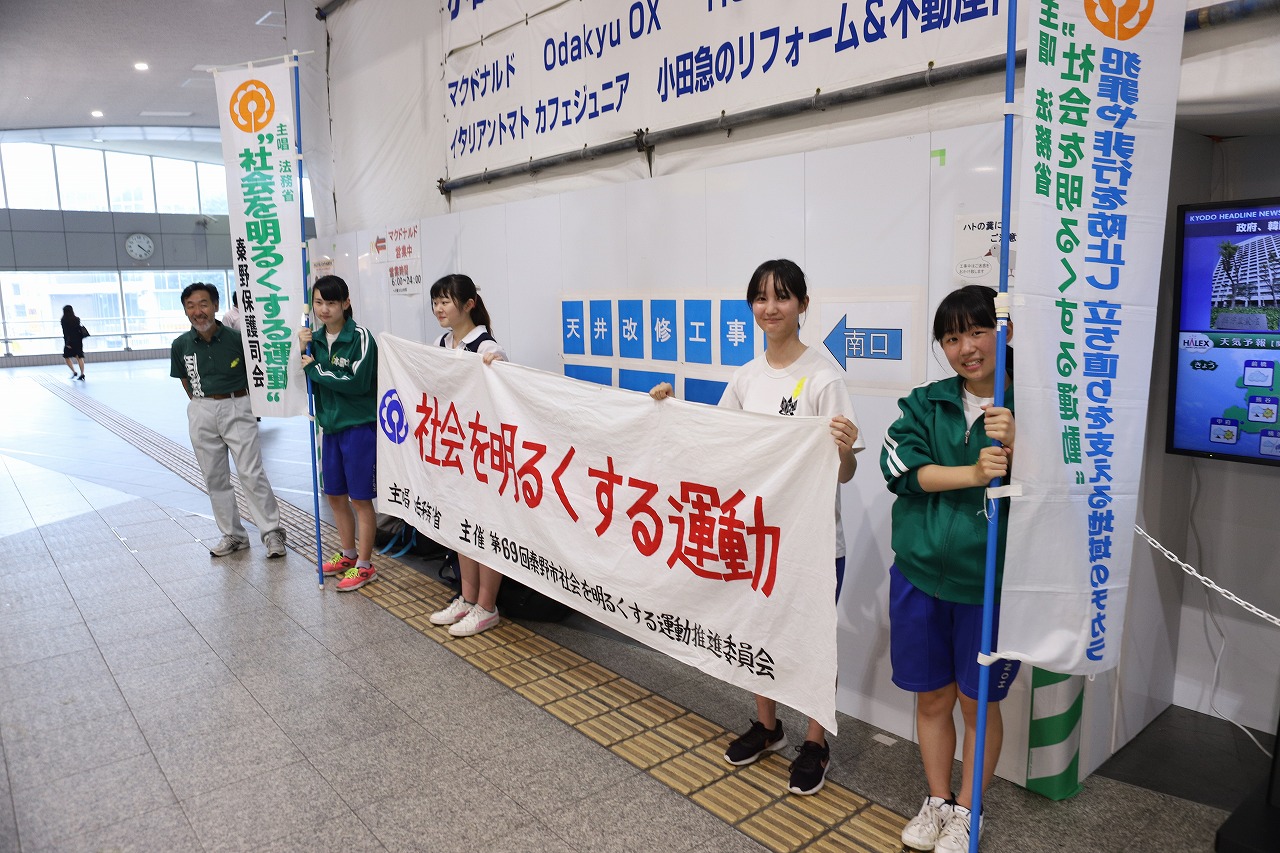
[1,271,120,355]
[154,157,200,214]
[302,177,314,220]
[55,147,110,212]
[0,143,59,210]
[0,269,230,355]
[0,144,254,218]
[105,151,156,213]
[197,162,228,215]
[120,269,229,349]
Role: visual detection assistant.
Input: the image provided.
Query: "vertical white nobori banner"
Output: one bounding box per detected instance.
[377,336,842,732]
[215,60,308,418]
[999,0,1186,673]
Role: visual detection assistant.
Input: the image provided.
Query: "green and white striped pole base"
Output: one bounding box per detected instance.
[1026,668,1085,800]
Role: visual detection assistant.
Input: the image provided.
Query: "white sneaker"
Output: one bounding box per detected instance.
[449,604,499,637]
[901,796,953,851]
[934,804,981,853]
[429,596,473,626]
[264,530,286,558]
[208,535,250,557]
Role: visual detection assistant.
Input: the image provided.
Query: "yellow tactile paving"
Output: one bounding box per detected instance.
[539,647,591,669]
[404,613,436,633]
[655,713,722,749]
[787,783,869,825]
[387,600,435,620]
[41,374,913,852]
[834,805,910,852]
[692,774,777,822]
[616,693,684,728]
[806,830,872,853]
[739,801,829,852]
[610,729,686,769]
[649,750,730,795]
[469,643,535,671]
[545,691,619,722]
[560,661,619,692]
[515,634,560,656]
[586,677,649,708]
[488,656,563,688]
[514,673,583,706]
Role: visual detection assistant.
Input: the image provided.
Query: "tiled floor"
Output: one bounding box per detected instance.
[0,360,1251,852]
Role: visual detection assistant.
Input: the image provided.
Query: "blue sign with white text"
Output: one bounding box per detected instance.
[720,299,754,367]
[823,315,903,369]
[684,300,712,365]
[618,300,644,360]
[651,299,677,362]
[589,300,614,357]
[562,301,585,355]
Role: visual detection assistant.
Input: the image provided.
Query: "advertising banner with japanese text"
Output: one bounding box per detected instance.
[997,0,1185,673]
[214,60,308,417]
[442,0,1010,173]
[377,335,843,731]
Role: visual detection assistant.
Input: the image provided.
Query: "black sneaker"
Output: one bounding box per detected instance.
[724,720,787,766]
[787,740,830,795]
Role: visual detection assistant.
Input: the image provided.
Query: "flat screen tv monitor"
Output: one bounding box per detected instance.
[1168,196,1280,466]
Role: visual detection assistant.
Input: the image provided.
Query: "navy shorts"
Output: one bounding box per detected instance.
[888,564,1019,701]
[834,556,846,603]
[321,421,377,501]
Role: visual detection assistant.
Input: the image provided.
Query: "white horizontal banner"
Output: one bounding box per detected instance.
[442,0,1009,172]
[376,334,841,731]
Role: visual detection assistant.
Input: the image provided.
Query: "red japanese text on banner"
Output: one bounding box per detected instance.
[376,335,842,732]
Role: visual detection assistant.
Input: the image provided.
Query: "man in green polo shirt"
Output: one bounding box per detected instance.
[171,282,286,558]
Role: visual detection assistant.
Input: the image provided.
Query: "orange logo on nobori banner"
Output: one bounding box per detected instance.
[228,79,276,132]
[1084,0,1153,40]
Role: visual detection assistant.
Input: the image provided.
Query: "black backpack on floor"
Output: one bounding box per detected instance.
[375,514,449,560]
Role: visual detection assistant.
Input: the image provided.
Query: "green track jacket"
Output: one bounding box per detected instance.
[304,318,378,434]
[880,375,1015,605]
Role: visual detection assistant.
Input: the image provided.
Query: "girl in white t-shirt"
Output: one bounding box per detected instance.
[426,273,509,637]
[651,258,863,796]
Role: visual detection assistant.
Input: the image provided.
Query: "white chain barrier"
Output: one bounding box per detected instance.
[1136,525,1280,629]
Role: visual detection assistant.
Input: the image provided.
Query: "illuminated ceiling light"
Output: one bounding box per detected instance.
[134,62,149,71]
[90,110,104,118]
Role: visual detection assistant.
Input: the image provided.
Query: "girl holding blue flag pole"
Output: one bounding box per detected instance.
[881,284,1019,853]
[298,274,380,592]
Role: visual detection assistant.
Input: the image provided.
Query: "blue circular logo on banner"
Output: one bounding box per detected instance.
[379,389,409,444]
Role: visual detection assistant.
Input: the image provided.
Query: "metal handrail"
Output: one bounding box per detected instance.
[1,327,190,356]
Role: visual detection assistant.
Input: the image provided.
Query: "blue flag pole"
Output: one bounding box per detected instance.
[303,310,323,590]
[289,51,325,590]
[968,1,1019,847]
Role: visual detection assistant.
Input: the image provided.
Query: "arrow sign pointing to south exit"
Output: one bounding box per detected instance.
[823,316,905,370]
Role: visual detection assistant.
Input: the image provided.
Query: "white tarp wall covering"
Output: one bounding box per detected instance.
[318,0,1280,782]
